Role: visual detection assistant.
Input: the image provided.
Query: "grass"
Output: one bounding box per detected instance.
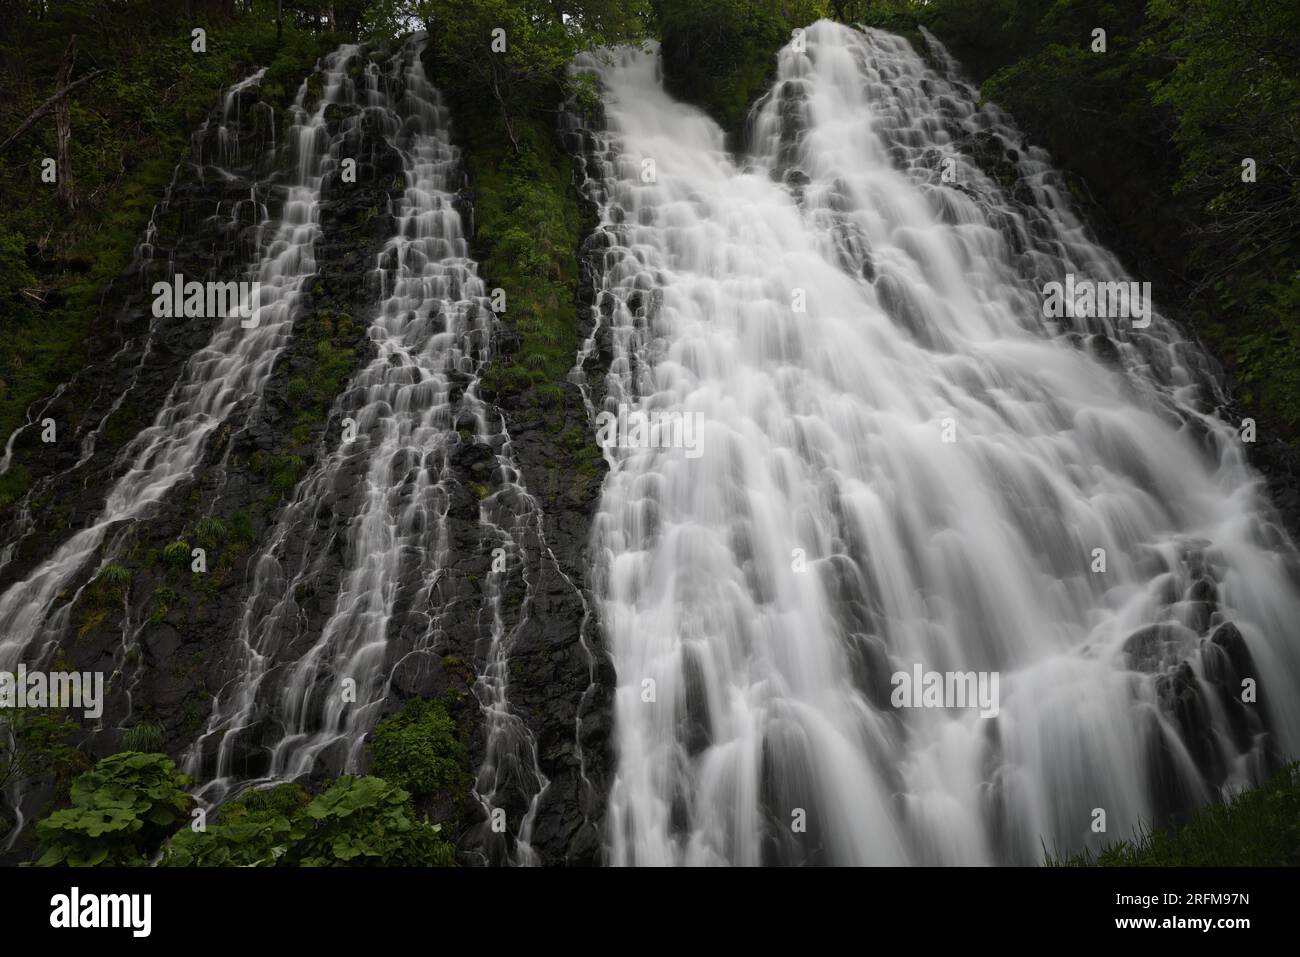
[1049,763,1300,866]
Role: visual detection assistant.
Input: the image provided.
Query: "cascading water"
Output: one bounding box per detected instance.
[573,21,1300,865]
[191,39,556,864]
[0,48,356,844]
[0,69,267,575]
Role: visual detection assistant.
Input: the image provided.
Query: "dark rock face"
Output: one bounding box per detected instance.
[460,191,611,866]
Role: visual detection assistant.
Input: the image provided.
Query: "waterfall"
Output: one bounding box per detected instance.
[0,46,358,843]
[573,21,1300,865]
[190,39,557,864]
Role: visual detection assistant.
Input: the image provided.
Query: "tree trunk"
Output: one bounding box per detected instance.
[54,36,76,211]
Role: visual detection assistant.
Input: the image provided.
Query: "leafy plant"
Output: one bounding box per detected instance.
[163,783,310,867]
[0,708,88,796]
[282,776,455,867]
[367,698,470,803]
[150,585,178,623]
[35,752,192,867]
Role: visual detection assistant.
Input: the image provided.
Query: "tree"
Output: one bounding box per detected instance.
[421,0,651,152]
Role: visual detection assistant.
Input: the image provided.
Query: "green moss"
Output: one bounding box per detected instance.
[452,103,584,411]
[251,451,307,496]
[229,511,256,547]
[0,463,31,508]
[150,586,178,623]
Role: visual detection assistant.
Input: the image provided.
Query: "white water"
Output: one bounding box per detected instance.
[191,41,555,864]
[0,49,356,840]
[576,22,1300,865]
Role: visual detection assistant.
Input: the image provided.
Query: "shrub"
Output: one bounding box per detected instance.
[94,562,131,602]
[162,541,191,569]
[35,752,192,866]
[194,516,228,549]
[119,721,165,754]
[282,776,454,867]
[367,698,469,803]
[163,783,310,867]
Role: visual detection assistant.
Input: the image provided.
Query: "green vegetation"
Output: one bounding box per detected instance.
[284,775,454,866]
[163,775,454,867]
[655,0,828,137]
[251,451,307,496]
[1050,763,1300,866]
[162,540,191,569]
[367,697,470,804]
[92,561,131,603]
[0,2,339,487]
[35,751,193,866]
[119,720,166,755]
[163,782,311,867]
[423,0,650,421]
[0,708,88,808]
[193,516,229,550]
[289,308,364,445]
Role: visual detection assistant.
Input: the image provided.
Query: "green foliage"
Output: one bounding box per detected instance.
[194,516,229,550]
[250,451,307,496]
[368,698,470,802]
[119,721,165,755]
[1051,763,1300,866]
[0,708,88,797]
[285,775,455,867]
[163,775,454,867]
[35,752,192,867]
[0,2,334,446]
[93,562,131,603]
[655,0,829,137]
[163,783,311,867]
[163,541,191,569]
[229,510,257,547]
[150,586,179,623]
[423,0,650,150]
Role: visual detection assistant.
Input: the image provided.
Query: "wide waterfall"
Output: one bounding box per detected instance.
[573,21,1300,865]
